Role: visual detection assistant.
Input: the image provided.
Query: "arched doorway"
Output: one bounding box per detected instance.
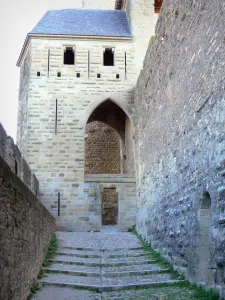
[84,99,135,175]
[84,99,135,226]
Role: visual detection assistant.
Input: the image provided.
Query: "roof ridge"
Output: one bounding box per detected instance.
[46,8,125,12]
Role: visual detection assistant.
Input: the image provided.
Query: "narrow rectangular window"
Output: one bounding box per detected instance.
[155,0,163,13]
[103,48,114,66]
[48,49,50,77]
[88,50,90,79]
[64,47,75,65]
[55,99,58,135]
[125,52,127,80]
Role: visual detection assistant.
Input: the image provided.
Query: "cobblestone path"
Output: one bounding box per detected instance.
[33,228,186,300]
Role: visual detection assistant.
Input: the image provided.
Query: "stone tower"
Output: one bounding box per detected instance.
[17,0,161,230]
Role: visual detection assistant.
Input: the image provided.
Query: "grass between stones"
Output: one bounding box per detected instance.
[27,235,57,300]
[130,227,220,300]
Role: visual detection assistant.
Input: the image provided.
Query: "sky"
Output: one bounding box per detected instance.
[0,0,114,141]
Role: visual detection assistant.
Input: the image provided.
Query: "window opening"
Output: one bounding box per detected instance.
[57,72,61,77]
[76,73,80,78]
[64,47,75,65]
[103,48,114,66]
[37,72,40,77]
[155,0,163,13]
[116,74,120,79]
[97,74,101,79]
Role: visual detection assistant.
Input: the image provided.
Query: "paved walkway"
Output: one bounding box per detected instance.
[33,228,184,300]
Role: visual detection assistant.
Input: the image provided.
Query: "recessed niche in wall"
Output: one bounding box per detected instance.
[37,72,40,77]
[97,74,101,78]
[116,74,120,79]
[76,73,80,78]
[57,72,61,77]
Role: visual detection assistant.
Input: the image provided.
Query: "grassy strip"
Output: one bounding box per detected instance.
[27,283,40,300]
[27,235,57,299]
[130,227,220,300]
[42,234,57,267]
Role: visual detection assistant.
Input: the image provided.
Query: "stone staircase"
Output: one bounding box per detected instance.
[33,231,184,299]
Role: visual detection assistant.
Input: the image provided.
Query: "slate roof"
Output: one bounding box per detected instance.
[30,9,131,37]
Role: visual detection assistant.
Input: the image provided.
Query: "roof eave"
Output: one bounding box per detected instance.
[17,33,133,67]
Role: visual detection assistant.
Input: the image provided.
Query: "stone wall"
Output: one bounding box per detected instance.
[56,174,137,231]
[85,121,121,174]
[135,0,225,297]
[0,126,55,300]
[0,123,39,195]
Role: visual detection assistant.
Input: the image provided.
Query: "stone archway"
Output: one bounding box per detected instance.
[84,99,136,226]
[84,99,135,175]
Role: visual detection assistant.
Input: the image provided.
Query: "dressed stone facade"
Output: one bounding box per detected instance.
[17,0,158,230]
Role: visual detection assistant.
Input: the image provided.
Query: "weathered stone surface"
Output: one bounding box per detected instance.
[85,121,121,174]
[135,0,225,297]
[0,155,55,300]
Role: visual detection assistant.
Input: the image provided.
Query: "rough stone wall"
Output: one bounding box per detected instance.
[85,121,121,174]
[135,0,225,297]
[0,152,55,300]
[0,123,39,195]
[17,45,31,157]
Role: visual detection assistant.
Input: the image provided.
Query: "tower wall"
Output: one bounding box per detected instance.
[124,0,158,74]
[17,37,137,230]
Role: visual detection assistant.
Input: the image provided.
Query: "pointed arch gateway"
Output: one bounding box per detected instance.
[84,99,135,175]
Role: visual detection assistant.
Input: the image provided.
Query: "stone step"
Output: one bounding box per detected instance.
[44,267,170,277]
[60,246,144,251]
[32,286,101,300]
[56,248,147,257]
[44,262,165,275]
[101,256,153,264]
[40,273,183,292]
[48,258,157,267]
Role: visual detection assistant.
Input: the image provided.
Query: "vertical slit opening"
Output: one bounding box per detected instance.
[88,50,90,79]
[55,99,58,135]
[125,52,127,80]
[48,49,50,78]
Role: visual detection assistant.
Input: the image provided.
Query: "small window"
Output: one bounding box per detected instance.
[155,0,163,13]
[103,48,114,66]
[64,47,75,65]
[97,74,101,78]
[57,72,61,77]
[116,74,120,79]
[37,72,40,77]
[76,73,80,78]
